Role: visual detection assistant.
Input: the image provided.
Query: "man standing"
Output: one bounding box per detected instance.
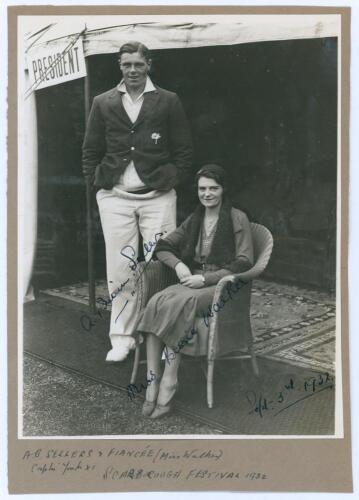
[82,41,192,362]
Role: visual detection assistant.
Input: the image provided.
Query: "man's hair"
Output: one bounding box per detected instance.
[118,41,151,62]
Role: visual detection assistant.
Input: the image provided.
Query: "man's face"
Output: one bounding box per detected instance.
[119,51,151,91]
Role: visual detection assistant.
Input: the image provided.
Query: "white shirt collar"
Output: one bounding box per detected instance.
[117,76,156,97]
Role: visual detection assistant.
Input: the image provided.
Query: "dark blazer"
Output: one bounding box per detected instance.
[82,84,193,190]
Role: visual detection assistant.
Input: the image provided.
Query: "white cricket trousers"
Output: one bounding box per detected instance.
[96,186,177,349]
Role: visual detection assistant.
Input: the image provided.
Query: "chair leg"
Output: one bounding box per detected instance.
[130,345,140,384]
[207,359,214,409]
[251,348,259,377]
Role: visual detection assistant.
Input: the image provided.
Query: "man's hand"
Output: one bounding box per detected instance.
[175,262,192,281]
[180,275,205,289]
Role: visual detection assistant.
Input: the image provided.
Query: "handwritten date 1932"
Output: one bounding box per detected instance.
[246,372,334,418]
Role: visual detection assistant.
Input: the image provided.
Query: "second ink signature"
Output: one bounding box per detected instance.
[126,370,157,402]
[202,277,248,327]
[163,327,199,365]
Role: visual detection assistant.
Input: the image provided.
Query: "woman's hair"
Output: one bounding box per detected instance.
[118,41,151,62]
[195,164,229,194]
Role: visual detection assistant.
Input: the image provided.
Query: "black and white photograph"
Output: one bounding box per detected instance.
[18,12,342,439]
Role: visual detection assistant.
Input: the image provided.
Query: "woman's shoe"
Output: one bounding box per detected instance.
[149,383,178,419]
[141,400,157,417]
[142,380,160,417]
[149,402,173,419]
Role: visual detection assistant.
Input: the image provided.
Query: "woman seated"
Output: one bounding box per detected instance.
[136,164,254,418]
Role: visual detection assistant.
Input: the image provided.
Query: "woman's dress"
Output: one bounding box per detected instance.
[136,207,254,355]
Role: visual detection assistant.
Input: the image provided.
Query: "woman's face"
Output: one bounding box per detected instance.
[198,176,224,209]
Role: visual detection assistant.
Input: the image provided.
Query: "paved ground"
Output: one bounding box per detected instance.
[22,281,336,436]
[23,354,220,436]
[22,350,335,436]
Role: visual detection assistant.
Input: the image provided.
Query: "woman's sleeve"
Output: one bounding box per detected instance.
[203,211,254,286]
[154,218,190,270]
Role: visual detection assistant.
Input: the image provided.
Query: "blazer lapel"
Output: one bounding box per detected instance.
[134,91,159,127]
[107,88,133,127]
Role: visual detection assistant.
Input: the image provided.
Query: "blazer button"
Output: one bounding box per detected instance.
[131,130,135,134]
[131,146,135,150]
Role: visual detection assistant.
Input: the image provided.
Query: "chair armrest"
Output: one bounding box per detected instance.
[207,274,253,361]
[241,223,274,281]
[136,260,177,309]
[207,223,273,361]
[234,257,271,282]
[212,273,248,304]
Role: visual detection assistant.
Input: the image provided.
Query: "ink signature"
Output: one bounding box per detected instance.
[202,277,248,327]
[163,328,199,365]
[246,372,334,418]
[79,278,130,331]
[120,232,166,272]
[126,370,157,401]
[80,232,166,329]
[80,309,104,332]
[114,232,167,321]
[96,278,130,310]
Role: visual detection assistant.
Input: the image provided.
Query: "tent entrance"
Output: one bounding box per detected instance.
[33,38,337,291]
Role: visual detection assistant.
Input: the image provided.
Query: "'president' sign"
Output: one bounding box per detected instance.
[27,38,87,90]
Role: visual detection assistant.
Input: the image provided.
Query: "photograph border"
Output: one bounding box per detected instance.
[8,4,352,494]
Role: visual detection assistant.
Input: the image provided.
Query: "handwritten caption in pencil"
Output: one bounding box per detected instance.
[21,446,267,482]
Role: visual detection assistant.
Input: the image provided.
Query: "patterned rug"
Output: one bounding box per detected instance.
[42,279,336,375]
[250,283,335,374]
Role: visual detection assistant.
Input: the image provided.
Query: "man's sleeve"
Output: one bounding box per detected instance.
[168,94,193,186]
[82,97,106,181]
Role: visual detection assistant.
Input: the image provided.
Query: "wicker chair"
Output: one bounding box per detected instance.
[130,222,273,408]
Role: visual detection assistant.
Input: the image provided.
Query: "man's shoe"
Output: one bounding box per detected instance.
[105,346,131,362]
[106,336,136,362]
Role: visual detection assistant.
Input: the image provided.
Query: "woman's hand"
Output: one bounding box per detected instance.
[180,274,205,288]
[175,262,192,281]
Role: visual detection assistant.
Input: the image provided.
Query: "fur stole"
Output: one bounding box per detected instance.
[156,200,241,271]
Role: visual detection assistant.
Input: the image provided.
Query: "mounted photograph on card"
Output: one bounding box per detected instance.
[8,5,352,494]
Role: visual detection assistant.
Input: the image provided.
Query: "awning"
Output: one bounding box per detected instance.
[24,15,340,57]
[19,13,340,302]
